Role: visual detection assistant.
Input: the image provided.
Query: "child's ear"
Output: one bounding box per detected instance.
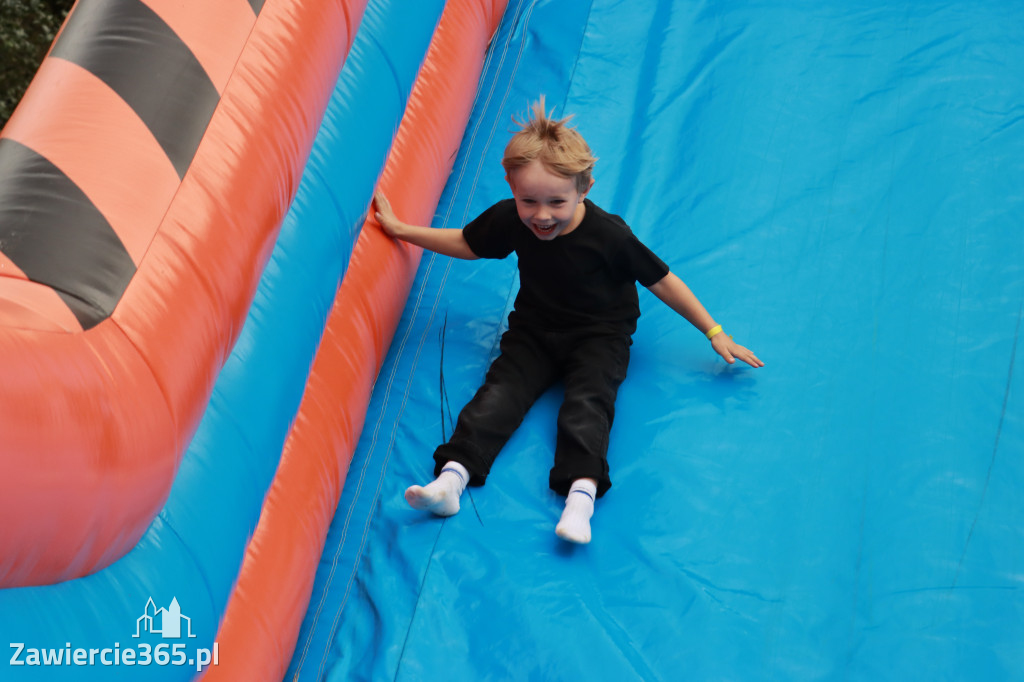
[580,177,595,200]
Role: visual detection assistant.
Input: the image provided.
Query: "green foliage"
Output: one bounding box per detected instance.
[1,0,75,129]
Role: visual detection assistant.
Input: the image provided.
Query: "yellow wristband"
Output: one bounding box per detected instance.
[705,325,723,340]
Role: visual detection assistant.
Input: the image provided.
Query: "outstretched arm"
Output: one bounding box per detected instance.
[647,272,764,368]
[373,191,479,260]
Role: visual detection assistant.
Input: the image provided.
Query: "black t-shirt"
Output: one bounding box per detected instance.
[462,198,669,335]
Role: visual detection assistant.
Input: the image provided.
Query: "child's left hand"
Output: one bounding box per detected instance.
[711,333,764,368]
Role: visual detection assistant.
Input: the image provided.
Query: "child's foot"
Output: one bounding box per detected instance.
[555,479,597,544]
[405,461,468,517]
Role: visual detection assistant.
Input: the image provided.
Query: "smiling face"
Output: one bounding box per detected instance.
[506,160,592,241]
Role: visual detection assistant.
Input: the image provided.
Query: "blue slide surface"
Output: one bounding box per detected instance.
[291,1,1022,680]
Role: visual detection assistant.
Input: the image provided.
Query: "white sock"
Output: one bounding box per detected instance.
[405,461,468,517]
[555,479,598,544]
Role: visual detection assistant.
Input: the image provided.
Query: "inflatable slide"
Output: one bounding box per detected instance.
[2,1,1021,681]
[286,1,1023,680]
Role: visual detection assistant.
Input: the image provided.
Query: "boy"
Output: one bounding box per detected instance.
[374,98,763,544]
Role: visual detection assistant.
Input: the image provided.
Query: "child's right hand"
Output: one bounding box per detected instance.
[373,191,403,238]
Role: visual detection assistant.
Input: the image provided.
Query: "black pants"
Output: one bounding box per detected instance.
[433,322,631,498]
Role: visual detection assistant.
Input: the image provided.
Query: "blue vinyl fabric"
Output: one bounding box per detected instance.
[0,1,444,679]
[298,0,1023,680]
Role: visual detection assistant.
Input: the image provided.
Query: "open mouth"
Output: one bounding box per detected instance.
[533,222,557,235]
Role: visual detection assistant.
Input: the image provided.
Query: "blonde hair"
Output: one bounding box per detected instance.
[501,96,596,193]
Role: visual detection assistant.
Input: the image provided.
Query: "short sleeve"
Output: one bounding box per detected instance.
[620,232,670,286]
[462,199,517,259]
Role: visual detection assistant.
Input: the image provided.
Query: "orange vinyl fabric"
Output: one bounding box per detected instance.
[140,0,258,93]
[4,58,182,265]
[201,1,508,679]
[0,0,367,587]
